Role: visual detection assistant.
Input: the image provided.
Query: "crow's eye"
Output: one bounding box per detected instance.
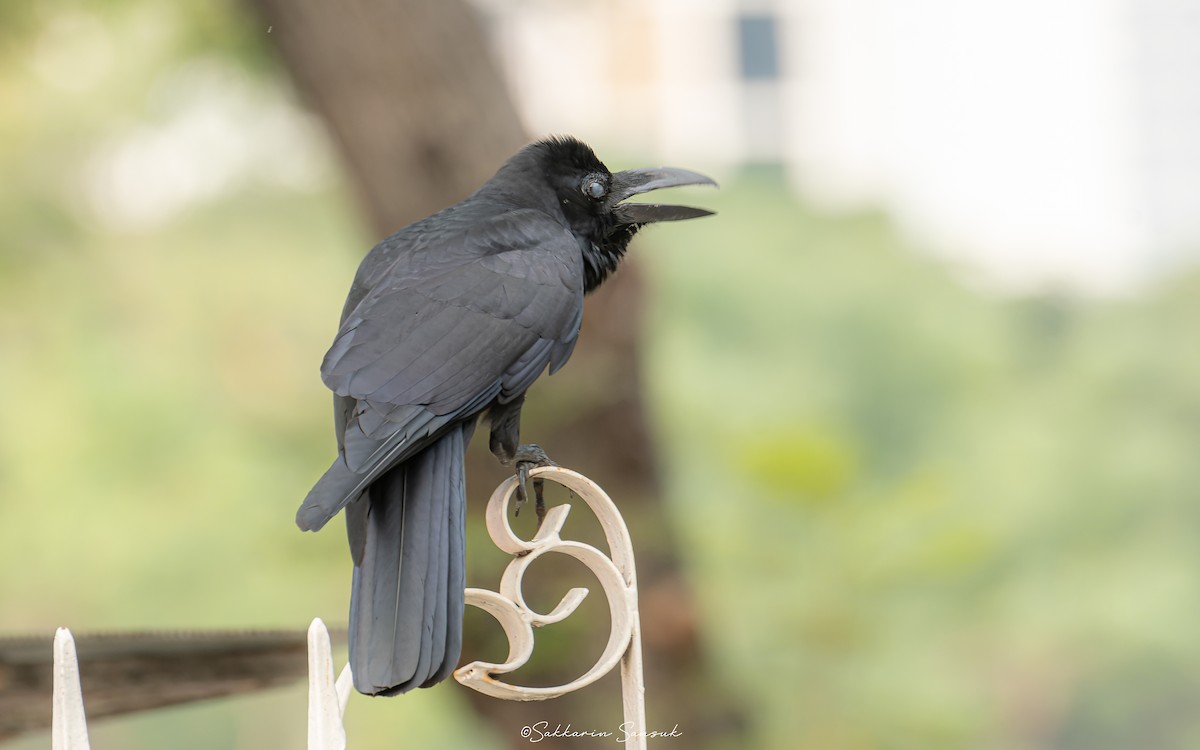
[582,176,607,200]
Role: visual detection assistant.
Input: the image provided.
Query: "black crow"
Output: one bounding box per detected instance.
[296,136,715,696]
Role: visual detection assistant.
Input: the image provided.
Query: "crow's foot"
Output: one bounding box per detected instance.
[513,444,557,528]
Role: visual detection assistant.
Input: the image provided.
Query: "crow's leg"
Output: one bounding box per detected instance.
[487,396,556,526]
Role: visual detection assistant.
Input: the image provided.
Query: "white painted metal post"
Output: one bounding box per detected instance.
[306,618,353,750]
[51,628,90,750]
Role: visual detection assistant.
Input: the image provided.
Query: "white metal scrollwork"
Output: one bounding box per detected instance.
[454,466,647,748]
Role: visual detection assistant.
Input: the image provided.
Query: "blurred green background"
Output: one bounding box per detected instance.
[4,1,1200,749]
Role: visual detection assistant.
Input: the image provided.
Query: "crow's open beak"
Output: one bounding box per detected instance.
[609,166,717,225]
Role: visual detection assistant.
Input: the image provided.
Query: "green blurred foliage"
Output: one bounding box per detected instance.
[4,1,1200,749]
[644,180,1200,750]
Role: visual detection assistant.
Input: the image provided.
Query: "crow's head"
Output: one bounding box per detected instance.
[500,136,716,292]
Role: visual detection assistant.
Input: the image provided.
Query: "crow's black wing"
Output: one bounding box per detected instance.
[295,209,583,531]
[324,208,583,416]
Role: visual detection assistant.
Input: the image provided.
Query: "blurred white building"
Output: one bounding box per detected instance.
[474,0,1200,293]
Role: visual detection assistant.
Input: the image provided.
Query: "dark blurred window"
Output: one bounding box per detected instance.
[738,14,780,80]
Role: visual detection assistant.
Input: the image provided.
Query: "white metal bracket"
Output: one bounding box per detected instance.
[453,466,648,748]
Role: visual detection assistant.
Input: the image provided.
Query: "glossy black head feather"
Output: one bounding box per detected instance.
[533,135,609,177]
[486,135,715,293]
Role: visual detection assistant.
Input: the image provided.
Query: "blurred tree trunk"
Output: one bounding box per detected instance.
[246,0,526,230]
[246,0,742,745]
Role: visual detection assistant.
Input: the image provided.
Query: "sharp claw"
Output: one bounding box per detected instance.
[534,477,547,530]
[514,464,529,517]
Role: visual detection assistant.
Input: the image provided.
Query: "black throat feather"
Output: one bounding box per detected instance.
[582,222,640,293]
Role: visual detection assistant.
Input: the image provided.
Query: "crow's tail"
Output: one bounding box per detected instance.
[346,423,469,695]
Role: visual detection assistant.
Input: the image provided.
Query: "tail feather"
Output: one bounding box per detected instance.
[347,423,469,696]
[421,445,451,686]
[427,451,465,686]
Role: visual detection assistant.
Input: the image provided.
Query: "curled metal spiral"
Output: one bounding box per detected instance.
[454,466,647,741]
